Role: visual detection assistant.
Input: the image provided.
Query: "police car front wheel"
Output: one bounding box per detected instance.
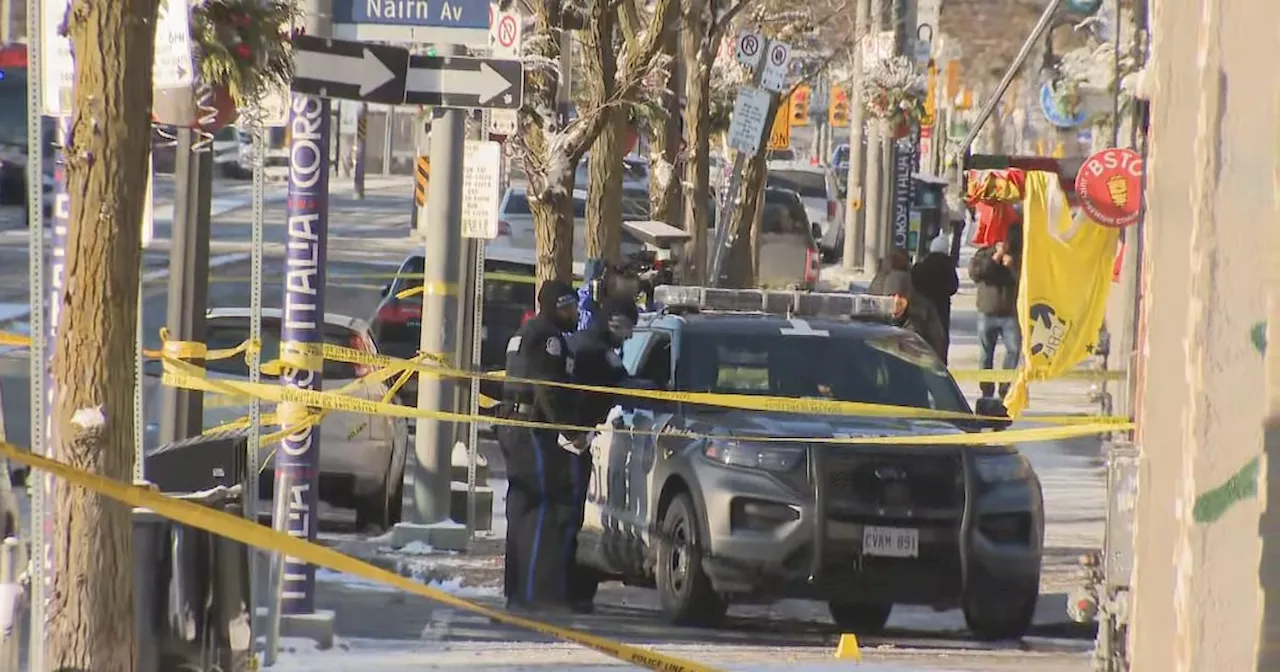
[656,493,727,627]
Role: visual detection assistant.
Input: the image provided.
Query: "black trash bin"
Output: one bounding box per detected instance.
[136,432,254,672]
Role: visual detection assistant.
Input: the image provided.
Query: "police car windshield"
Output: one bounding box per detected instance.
[677,330,967,413]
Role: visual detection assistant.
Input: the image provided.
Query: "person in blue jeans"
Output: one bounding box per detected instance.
[968,229,1022,399]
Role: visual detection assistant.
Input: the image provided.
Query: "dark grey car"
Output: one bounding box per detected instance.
[576,287,1044,640]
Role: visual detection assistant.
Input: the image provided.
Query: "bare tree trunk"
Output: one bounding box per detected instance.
[582,3,622,263]
[48,0,156,668]
[680,0,710,285]
[648,15,682,227]
[521,0,573,287]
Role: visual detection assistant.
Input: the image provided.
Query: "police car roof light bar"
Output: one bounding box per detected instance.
[655,286,897,321]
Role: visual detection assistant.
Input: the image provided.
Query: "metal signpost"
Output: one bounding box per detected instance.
[709,31,791,286]
[288,16,524,549]
[460,140,499,541]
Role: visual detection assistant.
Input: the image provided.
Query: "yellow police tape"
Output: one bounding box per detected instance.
[161,355,1133,445]
[0,440,725,672]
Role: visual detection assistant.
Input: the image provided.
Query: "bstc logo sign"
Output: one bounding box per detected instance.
[1075,147,1143,228]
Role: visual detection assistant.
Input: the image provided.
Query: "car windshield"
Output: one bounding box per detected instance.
[502,191,588,217]
[768,170,828,199]
[677,330,967,412]
[833,145,850,165]
[204,319,364,380]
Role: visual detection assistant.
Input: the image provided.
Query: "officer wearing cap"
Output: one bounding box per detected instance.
[562,296,640,611]
[497,279,586,613]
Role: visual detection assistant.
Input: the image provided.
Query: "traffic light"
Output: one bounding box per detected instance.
[790,85,810,126]
[829,85,850,128]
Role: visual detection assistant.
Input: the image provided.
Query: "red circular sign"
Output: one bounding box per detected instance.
[497,15,518,48]
[1075,147,1143,228]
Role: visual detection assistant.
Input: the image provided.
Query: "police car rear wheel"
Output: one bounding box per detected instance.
[827,602,892,634]
[656,493,727,626]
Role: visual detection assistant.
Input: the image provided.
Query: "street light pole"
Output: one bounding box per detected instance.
[841,0,870,271]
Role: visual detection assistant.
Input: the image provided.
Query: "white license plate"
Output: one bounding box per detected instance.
[862,525,919,558]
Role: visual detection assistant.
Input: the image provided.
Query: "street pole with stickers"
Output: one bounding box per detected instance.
[709,31,793,286]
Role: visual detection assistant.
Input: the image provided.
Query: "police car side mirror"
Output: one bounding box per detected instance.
[380,284,390,297]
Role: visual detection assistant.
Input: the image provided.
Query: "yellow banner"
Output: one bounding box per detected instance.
[769,96,791,151]
[1005,171,1121,417]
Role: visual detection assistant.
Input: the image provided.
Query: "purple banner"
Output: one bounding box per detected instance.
[41,117,71,612]
[274,93,330,614]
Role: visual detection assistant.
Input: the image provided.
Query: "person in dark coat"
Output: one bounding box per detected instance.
[497,279,587,614]
[563,296,639,611]
[910,235,960,363]
[881,270,948,361]
[867,249,911,295]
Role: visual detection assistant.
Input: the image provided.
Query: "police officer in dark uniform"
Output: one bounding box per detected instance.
[496,279,585,613]
[563,296,640,611]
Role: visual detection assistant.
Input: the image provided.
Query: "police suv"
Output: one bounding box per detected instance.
[576,286,1045,640]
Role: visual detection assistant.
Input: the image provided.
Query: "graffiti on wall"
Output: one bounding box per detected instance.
[1191,320,1268,525]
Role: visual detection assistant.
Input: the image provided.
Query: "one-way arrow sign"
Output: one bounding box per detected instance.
[291,34,409,105]
[404,55,523,110]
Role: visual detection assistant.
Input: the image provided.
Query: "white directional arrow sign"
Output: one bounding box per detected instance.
[295,48,396,97]
[403,55,524,110]
[290,35,409,105]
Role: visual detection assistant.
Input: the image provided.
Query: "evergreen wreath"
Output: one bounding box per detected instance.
[190,0,300,107]
[860,55,927,128]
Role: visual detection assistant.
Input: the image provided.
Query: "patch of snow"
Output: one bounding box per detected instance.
[70,405,106,430]
[398,541,435,556]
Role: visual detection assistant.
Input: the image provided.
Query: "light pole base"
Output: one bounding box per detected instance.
[255,608,336,652]
[390,521,469,552]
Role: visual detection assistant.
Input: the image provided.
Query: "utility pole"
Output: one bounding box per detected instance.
[861,0,886,272]
[156,126,213,446]
[559,28,573,127]
[402,44,468,538]
[842,0,870,270]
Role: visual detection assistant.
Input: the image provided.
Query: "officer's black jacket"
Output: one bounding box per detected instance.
[510,313,580,432]
[568,322,630,426]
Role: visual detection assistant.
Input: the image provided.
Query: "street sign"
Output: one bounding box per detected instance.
[489,3,522,135]
[759,41,792,93]
[768,96,791,151]
[735,29,765,69]
[404,55,524,109]
[290,35,409,105]
[462,141,502,239]
[727,86,771,156]
[332,0,489,46]
[153,0,195,91]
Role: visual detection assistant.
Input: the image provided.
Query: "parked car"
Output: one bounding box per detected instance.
[497,186,648,261]
[758,187,821,289]
[765,161,843,242]
[146,308,411,530]
[213,126,248,179]
[371,247,587,405]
